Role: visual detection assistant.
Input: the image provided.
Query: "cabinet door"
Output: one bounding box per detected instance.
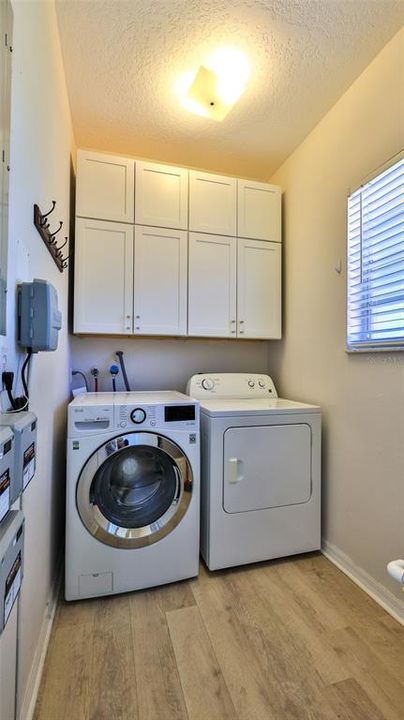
[74,218,133,334]
[189,171,236,235]
[135,161,188,230]
[76,150,135,223]
[133,226,187,336]
[237,180,281,242]
[237,239,281,339]
[188,232,236,337]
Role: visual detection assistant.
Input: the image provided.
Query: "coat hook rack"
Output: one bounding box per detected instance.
[33,202,69,273]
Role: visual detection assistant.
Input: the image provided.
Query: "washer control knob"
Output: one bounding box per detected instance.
[258,380,266,388]
[201,378,215,391]
[248,380,255,388]
[130,408,146,424]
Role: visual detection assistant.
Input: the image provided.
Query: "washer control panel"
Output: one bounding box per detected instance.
[187,373,278,399]
[116,402,198,429]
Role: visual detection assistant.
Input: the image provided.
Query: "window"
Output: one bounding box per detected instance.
[347,156,404,350]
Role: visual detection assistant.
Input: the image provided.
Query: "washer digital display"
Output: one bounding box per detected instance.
[164,405,195,422]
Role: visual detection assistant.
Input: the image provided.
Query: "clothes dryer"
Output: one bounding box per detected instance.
[187,373,320,570]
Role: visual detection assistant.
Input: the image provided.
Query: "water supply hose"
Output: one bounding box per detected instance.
[116,350,131,391]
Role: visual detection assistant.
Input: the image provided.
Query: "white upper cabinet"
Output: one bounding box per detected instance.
[188,232,236,337]
[133,226,187,336]
[237,238,281,339]
[74,218,134,334]
[189,171,236,236]
[76,150,135,223]
[135,161,188,230]
[237,180,281,242]
[73,148,283,339]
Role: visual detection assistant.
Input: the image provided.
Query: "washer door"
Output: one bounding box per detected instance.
[76,432,193,548]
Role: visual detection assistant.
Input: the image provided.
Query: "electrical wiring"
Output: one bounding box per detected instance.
[5,397,29,413]
[5,386,16,410]
[21,349,33,400]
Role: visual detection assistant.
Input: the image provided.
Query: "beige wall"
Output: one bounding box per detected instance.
[7,1,74,715]
[269,29,404,605]
[70,336,269,394]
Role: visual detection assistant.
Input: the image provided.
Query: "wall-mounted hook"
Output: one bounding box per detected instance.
[57,237,68,252]
[50,220,63,237]
[33,203,69,273]
[40,200,56,225]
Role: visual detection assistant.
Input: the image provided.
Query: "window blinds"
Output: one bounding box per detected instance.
[347,157,404,350]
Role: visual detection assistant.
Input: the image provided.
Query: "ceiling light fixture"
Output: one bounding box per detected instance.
[176,48,250,121]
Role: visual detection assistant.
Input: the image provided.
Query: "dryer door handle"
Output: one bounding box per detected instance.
[228,457,243,484]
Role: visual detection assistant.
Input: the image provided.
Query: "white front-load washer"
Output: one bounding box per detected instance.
[187,373,321,571]
[66,391,199,600]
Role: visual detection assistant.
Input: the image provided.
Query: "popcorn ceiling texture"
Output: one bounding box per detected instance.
[55,0,404,178]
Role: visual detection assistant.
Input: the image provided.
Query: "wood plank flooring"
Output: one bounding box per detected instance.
[34,553,404,720]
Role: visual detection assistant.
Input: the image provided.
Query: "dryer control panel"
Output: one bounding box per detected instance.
[187,373,278,399]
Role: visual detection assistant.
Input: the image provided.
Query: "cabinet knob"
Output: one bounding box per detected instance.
[126,314,131,319]
[135,315,140,319]
[239,320,245,324]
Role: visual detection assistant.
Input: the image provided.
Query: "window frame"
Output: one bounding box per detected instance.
[346,151,404,353]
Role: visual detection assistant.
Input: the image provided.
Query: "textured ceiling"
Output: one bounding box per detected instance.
[55,0,404,180]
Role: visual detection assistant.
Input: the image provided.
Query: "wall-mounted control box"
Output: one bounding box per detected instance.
[17,279,62,352]
[0,413,37,495]
[0,427,14,524]
[0,510,24,635]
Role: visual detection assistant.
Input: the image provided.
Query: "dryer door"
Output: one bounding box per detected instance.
[223,424,311,513]
[76,432,193,548]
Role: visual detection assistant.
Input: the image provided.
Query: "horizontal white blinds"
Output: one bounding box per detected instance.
[347,158,404,349]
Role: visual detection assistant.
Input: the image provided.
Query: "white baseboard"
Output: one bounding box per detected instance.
[322,540,404,626]
[18,563,62,720]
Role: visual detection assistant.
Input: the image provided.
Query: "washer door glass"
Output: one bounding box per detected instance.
[77,432,193,548]
[92,445,178,528]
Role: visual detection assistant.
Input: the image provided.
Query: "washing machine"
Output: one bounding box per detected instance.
[187,373,321,571]
[66,391,199,600]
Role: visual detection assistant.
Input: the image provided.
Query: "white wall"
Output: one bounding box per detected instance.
[6,0,74,715]
[71,336,269,394]
[269,29,404,609]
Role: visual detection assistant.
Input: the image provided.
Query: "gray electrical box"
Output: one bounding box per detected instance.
[0,412,37,494]
[17,279,62,352]
[0,427,14,524]
[0,510,24,635]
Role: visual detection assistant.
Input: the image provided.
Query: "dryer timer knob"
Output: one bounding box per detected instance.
[201,377,215,391]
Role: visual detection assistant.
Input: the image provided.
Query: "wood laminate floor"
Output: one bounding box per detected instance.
[34,553,404,720]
